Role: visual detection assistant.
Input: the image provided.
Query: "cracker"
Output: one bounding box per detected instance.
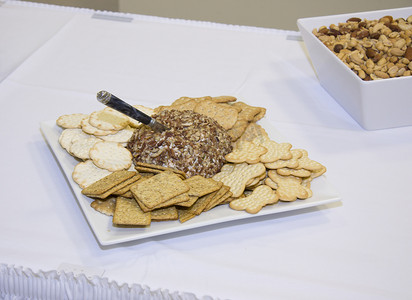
[237,122,269,144]
[212,164,235,182]
[264,177,278,189]
[151,206,179,221]
[113,197,151,226]
[232,102,266,122]
[177,208,196,223]
[171,96,197,106]
[134,162,186,178]
[194,100,238,130]
[310,166,327,179]
[89,109,129,131]
[253,139,293,163]
[226,119,249,141]
[245,171,267,188]
[184,175,222,197]
[81,117,118,136]
[130,171,190,211]
[152,192,189,210]
[225,140,267,164]
[276,167,312,178]
[188,191,217,215]
[89,141,132,172]
[203,185,232,211]
[81,170,138,198]
[211,96,237,103]
[88,174,141,199]
[229,185,278,214]
[169,99,198,112]
[175,195,199,207]
[213,162,266,197]
[72,160,112,189]
[265,149,302,169]
[69,136,101,160]
[90,198,116,216]
[99,126,134,143]
[267,170,310,201]
[295,149,326,172]
[111,180,140,196]
[59,128,90,153]
[56,113,89,129]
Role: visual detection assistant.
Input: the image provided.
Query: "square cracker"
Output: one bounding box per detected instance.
[151,206,179,221]
[178,208,196,223]
[83,174,141,199]
[184,175,222,197]
[130,171,189,210]
[204,185,232,211]
[113,197,151,226]
[134,162,186,179]
[81,171,138,197]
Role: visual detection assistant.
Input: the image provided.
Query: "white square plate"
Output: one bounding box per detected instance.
[40,119,341,246]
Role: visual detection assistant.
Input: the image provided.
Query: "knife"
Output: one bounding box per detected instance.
[96,90,169,132]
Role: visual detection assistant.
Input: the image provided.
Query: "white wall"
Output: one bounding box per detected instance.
[24,0,118,11]
[119,0,412,30]
[24,0,412,31]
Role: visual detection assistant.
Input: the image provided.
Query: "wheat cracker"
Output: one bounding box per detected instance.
[184,175,222,197]
[151,206,179,221]
[130,171,189,211]
[203,185,232,211]
[113,197,151,226]
[81,170,137,197]
[211,96,237,103]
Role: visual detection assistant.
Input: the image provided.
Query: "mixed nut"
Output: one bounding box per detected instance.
[312,15,412,80]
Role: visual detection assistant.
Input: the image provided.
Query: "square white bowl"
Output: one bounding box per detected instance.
[297,7,412,130]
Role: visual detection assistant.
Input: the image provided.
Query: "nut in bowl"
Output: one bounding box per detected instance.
[297,7,412,130]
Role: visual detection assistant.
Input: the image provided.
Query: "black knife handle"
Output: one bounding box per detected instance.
[96,90,151,125]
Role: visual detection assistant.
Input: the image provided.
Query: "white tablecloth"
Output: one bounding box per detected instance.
[1,1,411,299]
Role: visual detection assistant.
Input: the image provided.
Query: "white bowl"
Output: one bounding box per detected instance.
[297,7,412,130]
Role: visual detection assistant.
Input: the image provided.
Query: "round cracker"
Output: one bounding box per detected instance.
[81,117,118,136]
[58,128,90,153]
[99,126,134,143]
[89,141,133,172]
[89,109,129,131]
[72,160,112,189]
[70,136,101,160]
[56,113,89,129]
